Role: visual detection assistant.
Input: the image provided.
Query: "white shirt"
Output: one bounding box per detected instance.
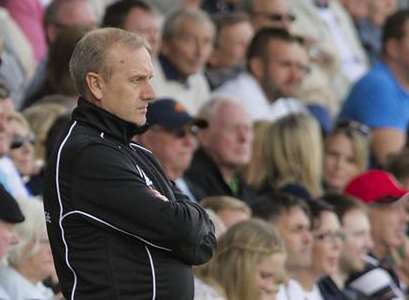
[0,266,54,300]
[151,60,211,116]
[213,72,307,122]
[277,279,324,300]
[0,156,30,199]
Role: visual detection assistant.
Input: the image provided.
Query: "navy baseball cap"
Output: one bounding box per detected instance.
[147,98,208,130]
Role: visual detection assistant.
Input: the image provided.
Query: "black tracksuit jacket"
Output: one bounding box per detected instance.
[43,98,216,300]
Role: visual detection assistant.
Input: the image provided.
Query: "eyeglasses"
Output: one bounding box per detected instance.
[335,120,370,136]
[10,134,36,150]
[314,231,345,243]
[252,12,296,23]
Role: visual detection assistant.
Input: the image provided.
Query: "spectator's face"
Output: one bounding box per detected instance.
[311,211,343,277]
[255,252,286,300]
[90,45,155,126]
[123,8,161,57]
[369,0,397,22]
[0,220,18,258]
[9,121,36,177]
[48,0,97,43]
[340,209,373,274]
[140,126,198,180]
[162,18,214,77]
[388,20,409,71]
[217,209,250,228]
[251,0,294,31]
[0,98,13,156]
[369,198,409,251]
[212,21,254,68]
[200,102,253,171]
[341,0,369,20]
[277,207,312,270]
[324,133,361,192]
[256,40,309,100]
[23,236,54,281]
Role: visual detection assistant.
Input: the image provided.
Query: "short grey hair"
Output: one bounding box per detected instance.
[162,8,215,41]
[197,96,241,122]
[69,27,148,97]
[7,197,47,267]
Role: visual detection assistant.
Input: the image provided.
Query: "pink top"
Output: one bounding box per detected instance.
[0,0,47,62]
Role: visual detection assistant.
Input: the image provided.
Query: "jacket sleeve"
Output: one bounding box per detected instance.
[71,143,216,265]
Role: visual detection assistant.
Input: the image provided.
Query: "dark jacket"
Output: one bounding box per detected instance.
[185,147,257,204]
[43,98,216,300]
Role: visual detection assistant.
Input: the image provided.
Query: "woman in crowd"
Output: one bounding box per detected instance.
[8,112,41,195]
[0,198,57,299]
[196,219,286,300]
[246,113,323,199]
[291,200,343,299]
[323,121,369,193]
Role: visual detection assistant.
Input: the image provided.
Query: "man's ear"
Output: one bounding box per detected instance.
[385,39,400,61]
[85,72,104,101]
[248,57,264,81]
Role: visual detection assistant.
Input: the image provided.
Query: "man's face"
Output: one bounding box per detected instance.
[390,20,409,76]
[213,21,254,67]
[257,40,309,100]
[251,0,294,31]
[200,102,253,171]
[340,209,373,274]
[95,46,155,126]
[123,8,161,57]
[140,126,197,180]
[0,98,14,156]
[277,207,313,270]
[369,198,409,252]
[162,17,214,77]
[48,0,97,43]
[0,220,18,258]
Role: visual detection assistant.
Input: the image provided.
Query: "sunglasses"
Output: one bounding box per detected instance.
[10,134,36,150]
[151,125,200,139]
[252,12,296,23]
[335,120,370,136]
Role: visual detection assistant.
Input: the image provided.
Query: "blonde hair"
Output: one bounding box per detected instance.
[201,196,251,216]
[22,103,67,161]
[325,126,369,173]
[251,114,323,196]
[197,219,285,300]
[244,120,272,188]
[7,198,48,268]
[8,111,30,132]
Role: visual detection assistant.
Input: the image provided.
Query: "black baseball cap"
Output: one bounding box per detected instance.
[0,185,25,223]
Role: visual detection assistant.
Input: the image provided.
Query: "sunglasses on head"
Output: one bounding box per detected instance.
[10,134,36,150]
[335,120,370,136]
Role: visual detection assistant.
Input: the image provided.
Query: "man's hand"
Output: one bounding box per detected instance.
[149,188,169,202]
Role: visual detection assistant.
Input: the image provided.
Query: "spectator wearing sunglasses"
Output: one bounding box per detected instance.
[340,10,409,167]
[8,112,41,196]
[323,120,370,193]
[0,83,30,199]
[138,98,208,202]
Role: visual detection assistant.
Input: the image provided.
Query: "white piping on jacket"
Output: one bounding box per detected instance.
[55,121,78,300]
[145,246,157,300]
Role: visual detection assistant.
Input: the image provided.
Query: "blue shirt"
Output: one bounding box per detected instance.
[340,62,409,131]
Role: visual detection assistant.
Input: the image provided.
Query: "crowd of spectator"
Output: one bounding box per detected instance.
[1,0,409,299]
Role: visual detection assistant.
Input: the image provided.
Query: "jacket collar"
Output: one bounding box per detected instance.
[72,97,149,143]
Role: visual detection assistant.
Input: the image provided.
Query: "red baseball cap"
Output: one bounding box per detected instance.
[344,170,409,204]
